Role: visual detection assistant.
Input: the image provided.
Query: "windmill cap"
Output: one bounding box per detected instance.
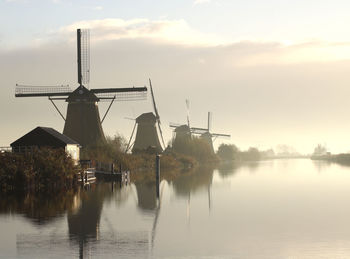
[66,85,99,102]
[136,112,157,123]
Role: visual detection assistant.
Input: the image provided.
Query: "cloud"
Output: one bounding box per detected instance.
[58,18,221,46]
[93,6,103,11]
[5,18,350,65]
[4,0,27,2]
[193,0,211,5]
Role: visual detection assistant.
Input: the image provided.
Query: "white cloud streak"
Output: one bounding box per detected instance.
[58,18,221,46]
[5,18,350,65]
[193,0,211,5]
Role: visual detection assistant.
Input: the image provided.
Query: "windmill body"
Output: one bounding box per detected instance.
[63,85,105,146]
[132,112,163,153]
[172,124,191,145]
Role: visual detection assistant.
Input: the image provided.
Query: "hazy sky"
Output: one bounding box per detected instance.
[1,0,350,154]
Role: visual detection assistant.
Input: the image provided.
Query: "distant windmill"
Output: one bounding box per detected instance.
[15,29,147,147]
[169,99,192,142]
[191,112,231,153]
[125,79,165,153]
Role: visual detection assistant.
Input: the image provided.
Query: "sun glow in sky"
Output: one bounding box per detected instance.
[1,0,350,154]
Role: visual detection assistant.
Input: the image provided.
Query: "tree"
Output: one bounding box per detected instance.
[313,144,327,156]
[217,144,239,161]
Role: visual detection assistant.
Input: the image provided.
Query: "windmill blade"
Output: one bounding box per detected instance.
[149,79,166,148]
[126,122,137,153]
[185,99,190,128]
[77,29,90,87]
[208,112,212,132]
[149,79,159,119]
[90,86,147,94]
[157,121,166,149]
[92,86,147,101]
[124,117,136,121]
[191,127,208,134]
[15,84,71,97]
[169,122,181,128]
[211,133,231,138]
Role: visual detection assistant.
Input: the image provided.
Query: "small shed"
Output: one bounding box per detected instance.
[11,127,81,163]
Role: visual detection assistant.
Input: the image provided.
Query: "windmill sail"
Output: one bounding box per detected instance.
[149,79,166,149]
[186,99,190,128]
[15,84,72,97]
[77,29,90,86]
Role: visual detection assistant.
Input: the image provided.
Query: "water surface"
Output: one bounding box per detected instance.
[1,159,350,258]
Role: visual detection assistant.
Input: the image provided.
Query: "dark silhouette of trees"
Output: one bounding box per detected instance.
[0,148,79,192]
[217,144,239,161]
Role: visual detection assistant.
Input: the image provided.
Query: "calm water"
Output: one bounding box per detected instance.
[2,159,350,258]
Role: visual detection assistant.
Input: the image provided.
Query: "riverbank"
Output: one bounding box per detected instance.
[311,153,350,166]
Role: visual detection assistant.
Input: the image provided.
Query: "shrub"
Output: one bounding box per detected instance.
[0,148,79,192]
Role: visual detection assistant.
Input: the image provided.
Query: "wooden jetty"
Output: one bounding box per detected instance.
[95,170,130,182]
[79,160,130,186]
[78,168,97,186]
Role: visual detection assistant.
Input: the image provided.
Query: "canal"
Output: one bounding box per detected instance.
[1,159,350,258]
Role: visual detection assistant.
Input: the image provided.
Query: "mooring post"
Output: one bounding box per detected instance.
[156,154,160,198]
[81,171,84,185]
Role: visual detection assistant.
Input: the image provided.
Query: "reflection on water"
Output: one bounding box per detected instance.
[0,190,77,225]
[135,182,157,211]
[3,159,350,258]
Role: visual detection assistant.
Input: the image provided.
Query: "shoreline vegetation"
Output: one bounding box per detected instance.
[2,133,336,192]
[310,144,350,166]
[0,147,79,193]
[311,153,350,165]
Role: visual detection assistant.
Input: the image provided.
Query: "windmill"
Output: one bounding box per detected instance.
[169,99,192,143]
[15,29,147,147]
[125,79,165,154]
[191,112,231,153]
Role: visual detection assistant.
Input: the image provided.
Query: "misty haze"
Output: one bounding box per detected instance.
[2,0,350,258]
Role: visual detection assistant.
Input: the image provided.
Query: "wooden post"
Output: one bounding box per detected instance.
[81,171,84,185]
[156,155,160,198]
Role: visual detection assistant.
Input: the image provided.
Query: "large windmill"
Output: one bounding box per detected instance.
[15,29,147,147]
[125,79,165,154]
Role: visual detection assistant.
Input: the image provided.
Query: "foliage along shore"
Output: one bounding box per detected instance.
[0,147,79,193]
[311,153,350,166]
[82,134,218,183]
[0,133,281,191]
